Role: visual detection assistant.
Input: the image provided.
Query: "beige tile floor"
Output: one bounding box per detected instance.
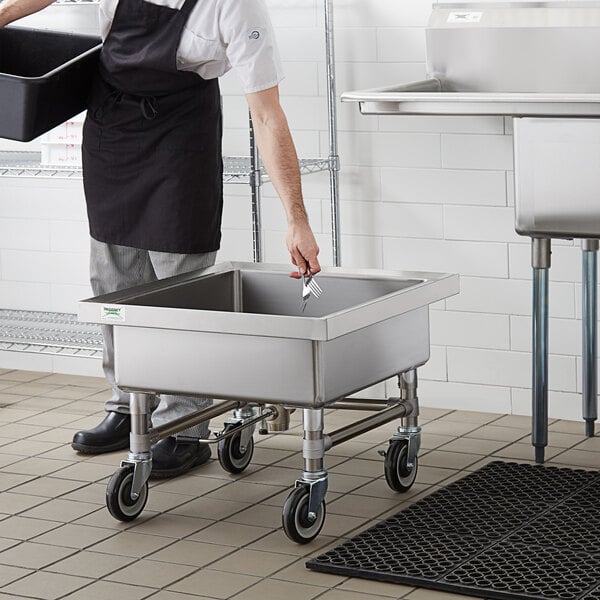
[0,368,598,600]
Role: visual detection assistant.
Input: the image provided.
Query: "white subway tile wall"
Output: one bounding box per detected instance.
[0,0,591,420]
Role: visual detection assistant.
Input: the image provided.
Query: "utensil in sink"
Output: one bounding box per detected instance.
[300,272,322,312]
[307,275,322,298]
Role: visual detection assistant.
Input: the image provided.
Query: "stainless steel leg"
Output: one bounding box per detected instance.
[394,369,421,468]
[128,392,153,498]
[258,405,269,435]
[299,408,328,520]
[532,238,551,464]
[582,239,598,437]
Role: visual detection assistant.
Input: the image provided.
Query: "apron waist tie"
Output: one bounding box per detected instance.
[140,96,159,120]
[94,86,159,121]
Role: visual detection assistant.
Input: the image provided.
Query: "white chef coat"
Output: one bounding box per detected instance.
[98,0,284,94]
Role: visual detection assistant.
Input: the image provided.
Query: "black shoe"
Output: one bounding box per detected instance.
[150,436,211,479]
[71,412,131,454]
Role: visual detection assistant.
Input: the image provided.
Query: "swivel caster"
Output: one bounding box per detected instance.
[106,465,148,522]
[282,485,326,544]
[384,440,418,492]
[217,423,254,474]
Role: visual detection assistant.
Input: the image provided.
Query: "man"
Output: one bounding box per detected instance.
[0,0,320,478]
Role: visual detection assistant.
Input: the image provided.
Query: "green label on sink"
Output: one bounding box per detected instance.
[102,306,125,322]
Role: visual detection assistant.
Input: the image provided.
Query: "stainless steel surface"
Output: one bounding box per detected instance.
[531,236,551,269]
[303,408,325,475]
[264,404,290,432]
[532,238,550,464]
[342,82,600,117]
[79,262,459,407]
[327,402,409,448]
[400,369,420,429]
[330,399,391,411]
[514,118,600,238]
[129,393,153,455]
[582,242,598,436]
[127,392,153,500]
[300,273,322,312]
[341,2,600,117]
[427,3,600,94]
[151,400,241,442]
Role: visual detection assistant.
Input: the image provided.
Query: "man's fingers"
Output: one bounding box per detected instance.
[292,250,308,275]
[307,255,321,275]
[286,224,320,276]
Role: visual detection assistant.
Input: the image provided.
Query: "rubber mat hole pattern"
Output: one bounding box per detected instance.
[307,461,600,600]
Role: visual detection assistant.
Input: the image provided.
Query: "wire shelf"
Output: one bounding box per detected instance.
[0,152,331,182]
[223,156,331,184]
[0,152,82,178]
[0,309,102,358]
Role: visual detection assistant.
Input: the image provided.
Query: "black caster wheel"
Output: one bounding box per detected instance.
[384,440,418,492]
[282,485,326,544]
[217,423,254,474]
[106,465,148,522]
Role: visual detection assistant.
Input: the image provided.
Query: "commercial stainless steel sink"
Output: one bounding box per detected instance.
[79,262,458,407]
[342,1,600,463]
[79,262,459,538]
[343,2,600,118]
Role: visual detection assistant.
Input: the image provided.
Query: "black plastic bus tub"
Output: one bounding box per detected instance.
[0,27,101,141]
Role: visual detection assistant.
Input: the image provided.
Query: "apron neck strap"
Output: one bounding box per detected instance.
[179,0,200,17]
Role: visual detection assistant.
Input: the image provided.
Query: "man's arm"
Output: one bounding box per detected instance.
[245,85,321,276]
[0,0,55,27]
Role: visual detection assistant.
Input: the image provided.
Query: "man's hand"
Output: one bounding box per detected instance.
[286,219,320,278]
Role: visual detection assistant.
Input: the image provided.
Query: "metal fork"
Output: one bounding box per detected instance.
[300,273,323,312]
[300,274,312,312]
[307,275,322,298]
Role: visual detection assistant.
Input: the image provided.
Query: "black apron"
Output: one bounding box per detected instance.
[82,0,223,254]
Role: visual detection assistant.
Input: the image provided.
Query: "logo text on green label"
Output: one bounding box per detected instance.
[102,306,125,322]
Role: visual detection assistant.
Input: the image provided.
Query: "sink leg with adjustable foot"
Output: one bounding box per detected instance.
[532,238,551,464]
[582,239,598,438]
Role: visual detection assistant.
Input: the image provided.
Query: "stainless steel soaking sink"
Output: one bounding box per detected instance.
[79,262,458,541]
[342,0,600,464]
[79,262,457,405]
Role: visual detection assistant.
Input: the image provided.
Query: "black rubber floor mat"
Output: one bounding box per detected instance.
[307,461,600,600]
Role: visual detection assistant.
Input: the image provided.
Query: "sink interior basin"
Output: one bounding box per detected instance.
[118,269,422,319]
